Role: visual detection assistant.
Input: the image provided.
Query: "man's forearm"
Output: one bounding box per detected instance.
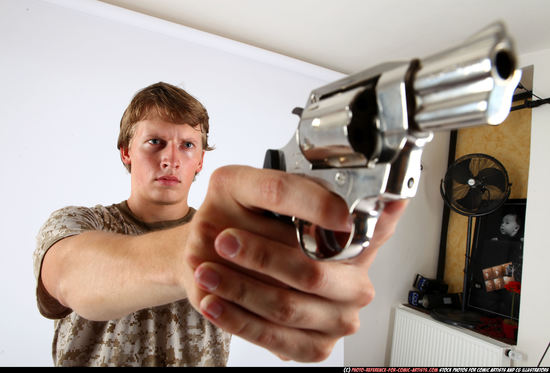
[41,227,189,321]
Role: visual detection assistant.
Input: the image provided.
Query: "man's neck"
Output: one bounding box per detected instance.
[126,197,190,223]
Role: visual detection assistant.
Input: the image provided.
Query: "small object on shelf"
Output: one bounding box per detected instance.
[413,274,449,294]
[408,274,481,329]
[408,291,461,309]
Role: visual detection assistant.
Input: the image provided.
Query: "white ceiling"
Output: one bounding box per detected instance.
[98,0,550,74]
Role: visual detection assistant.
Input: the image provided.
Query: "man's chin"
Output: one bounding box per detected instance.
[155,199,182,206]
[149,192,186,206]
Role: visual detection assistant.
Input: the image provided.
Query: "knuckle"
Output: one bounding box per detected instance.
[186,220,219,266]
[195,219,219,241]
[357,283,376,307]
[259,174,286,206]
[234,318,254,338]
[309,339,333,362]
[337,313,361,336]
[184,252,203,271]
[301,264,328,293]
[252,246,272,271]
[233,281,248,304]
[255,329,281,351]
[271,292,299,324]
[208,166,233,192]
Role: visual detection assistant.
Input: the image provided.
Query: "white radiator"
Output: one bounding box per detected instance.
[390,305,512,367]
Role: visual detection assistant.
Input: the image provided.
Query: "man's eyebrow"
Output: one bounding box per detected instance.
[140,133,200,143]
[141,131,165,138]
[181,137,199,142]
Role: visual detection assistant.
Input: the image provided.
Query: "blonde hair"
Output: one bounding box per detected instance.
[117,82,213,171]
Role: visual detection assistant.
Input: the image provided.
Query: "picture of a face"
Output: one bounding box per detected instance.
[500,214,520,237]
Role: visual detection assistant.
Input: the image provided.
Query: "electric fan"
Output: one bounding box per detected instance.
[441,153,511,216]
[433,153,511,328]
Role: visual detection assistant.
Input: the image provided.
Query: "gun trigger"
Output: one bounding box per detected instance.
[292,107,304,117]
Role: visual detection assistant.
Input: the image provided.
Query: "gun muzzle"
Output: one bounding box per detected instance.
[413,23,521,132]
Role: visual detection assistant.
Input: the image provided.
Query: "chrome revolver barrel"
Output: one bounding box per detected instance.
[413,22,521,131]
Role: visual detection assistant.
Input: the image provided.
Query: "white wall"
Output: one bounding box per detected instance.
[0,0,344,366]
[516,48,550,367]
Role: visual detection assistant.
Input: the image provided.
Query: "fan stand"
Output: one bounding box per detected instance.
[435,153,511,329]
[430,216,482,329]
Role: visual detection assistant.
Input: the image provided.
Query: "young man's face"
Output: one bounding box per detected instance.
[121,115,205,208]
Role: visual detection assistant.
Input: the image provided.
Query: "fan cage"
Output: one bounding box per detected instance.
[440,153,511,217]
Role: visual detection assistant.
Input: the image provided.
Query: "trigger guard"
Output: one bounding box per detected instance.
[294,199,384,261]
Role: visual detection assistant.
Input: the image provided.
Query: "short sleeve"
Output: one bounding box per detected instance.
[33,206,104,319]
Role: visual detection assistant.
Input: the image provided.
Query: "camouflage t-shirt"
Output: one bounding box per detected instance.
[33,201,231,367]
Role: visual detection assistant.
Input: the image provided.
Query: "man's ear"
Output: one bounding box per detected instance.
[120,147,131,166]
[196,151,205,174]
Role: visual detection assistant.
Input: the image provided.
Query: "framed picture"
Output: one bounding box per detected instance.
[467,199,526,320]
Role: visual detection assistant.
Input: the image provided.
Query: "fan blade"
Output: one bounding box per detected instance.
[456,188,483,212]
[477,167,507,191]
[484,184,507,200]
[450,182,471,200]
[469,156,493,177]
[450,159,474,185]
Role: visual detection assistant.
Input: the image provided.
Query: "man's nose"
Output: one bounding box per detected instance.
[161,143,180,169]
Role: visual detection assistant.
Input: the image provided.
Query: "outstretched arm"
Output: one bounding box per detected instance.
[40,223,192,321]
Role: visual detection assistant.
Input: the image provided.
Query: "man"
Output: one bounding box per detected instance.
[34,82,407,366]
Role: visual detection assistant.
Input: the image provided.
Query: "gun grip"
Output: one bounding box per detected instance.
[263,149,285,171]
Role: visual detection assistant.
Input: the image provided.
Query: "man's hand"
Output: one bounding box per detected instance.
[181,165,408,362]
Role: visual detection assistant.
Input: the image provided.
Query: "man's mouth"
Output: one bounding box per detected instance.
[156,175,181,185]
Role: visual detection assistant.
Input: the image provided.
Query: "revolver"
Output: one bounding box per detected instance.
[264,22,521,261]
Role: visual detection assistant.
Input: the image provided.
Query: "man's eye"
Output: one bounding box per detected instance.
[148,139,161,145]
[183,142,195,149]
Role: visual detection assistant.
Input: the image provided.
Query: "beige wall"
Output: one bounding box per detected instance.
[443,108,532,293]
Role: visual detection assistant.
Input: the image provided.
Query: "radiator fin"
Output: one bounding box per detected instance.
[390,305,512,366]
